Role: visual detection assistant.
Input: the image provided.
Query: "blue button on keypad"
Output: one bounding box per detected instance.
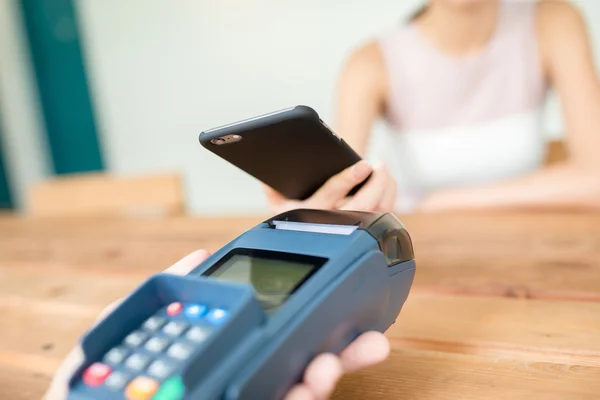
[206,308,229,325]
[184,304,208,319]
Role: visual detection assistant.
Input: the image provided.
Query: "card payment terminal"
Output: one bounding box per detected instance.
[66,208,416,400]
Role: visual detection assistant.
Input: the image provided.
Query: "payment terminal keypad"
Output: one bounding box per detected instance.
[79,302,229,399]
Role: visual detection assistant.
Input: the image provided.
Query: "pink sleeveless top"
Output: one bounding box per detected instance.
[376,0,549,212]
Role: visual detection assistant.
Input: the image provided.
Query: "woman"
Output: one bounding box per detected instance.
[266,0,600,214]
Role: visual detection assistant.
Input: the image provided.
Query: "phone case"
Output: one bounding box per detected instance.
[198,105,368,200]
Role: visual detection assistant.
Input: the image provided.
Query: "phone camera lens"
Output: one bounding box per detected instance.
[211,135,241,145]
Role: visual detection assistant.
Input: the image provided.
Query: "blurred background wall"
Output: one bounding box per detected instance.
[0,0,599,216]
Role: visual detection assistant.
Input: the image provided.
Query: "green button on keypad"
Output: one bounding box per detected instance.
[152,376,185,400]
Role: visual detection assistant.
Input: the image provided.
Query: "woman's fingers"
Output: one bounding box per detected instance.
[263,184,286,205]
[164,249,212,275]
[377,175,397,212]
[263,184,304,214]
[339,331,390,373]
[341,163,391,212]
[43,346,85,400]
[262,161,382,213]
[301,353,345,400]
[288,332,390,400]
[283,384,316,400]
[307,161,372,209]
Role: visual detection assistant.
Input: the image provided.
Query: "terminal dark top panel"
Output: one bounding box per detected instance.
[265,209,414,266]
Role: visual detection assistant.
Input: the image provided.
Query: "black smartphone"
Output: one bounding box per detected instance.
[198,105,369,200]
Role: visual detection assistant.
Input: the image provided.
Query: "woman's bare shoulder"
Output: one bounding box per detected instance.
[535,0,591,74]
[338,40,388,96]
[343,40,386,75]
[536,0,589,38]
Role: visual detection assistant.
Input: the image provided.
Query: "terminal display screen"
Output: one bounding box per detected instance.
[203,249,326,313]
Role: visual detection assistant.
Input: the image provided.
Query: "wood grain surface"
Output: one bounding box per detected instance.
[1,211,599,399]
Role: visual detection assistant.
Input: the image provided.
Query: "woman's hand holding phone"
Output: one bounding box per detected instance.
[199,105,398,212]
[264,160,397,214]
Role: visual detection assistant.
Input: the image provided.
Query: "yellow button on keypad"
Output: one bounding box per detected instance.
[125,376,159,399]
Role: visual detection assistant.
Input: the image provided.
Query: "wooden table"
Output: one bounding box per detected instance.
[1,211,599,400]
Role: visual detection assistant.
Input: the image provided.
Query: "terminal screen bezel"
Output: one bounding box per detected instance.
[201,248,328,313]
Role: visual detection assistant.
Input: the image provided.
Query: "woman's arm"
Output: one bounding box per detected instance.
[334,41,388,156]
[418,0,600,213]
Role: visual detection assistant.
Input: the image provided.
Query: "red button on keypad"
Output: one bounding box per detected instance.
[166,302,182,316]
[83,362,112,386]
